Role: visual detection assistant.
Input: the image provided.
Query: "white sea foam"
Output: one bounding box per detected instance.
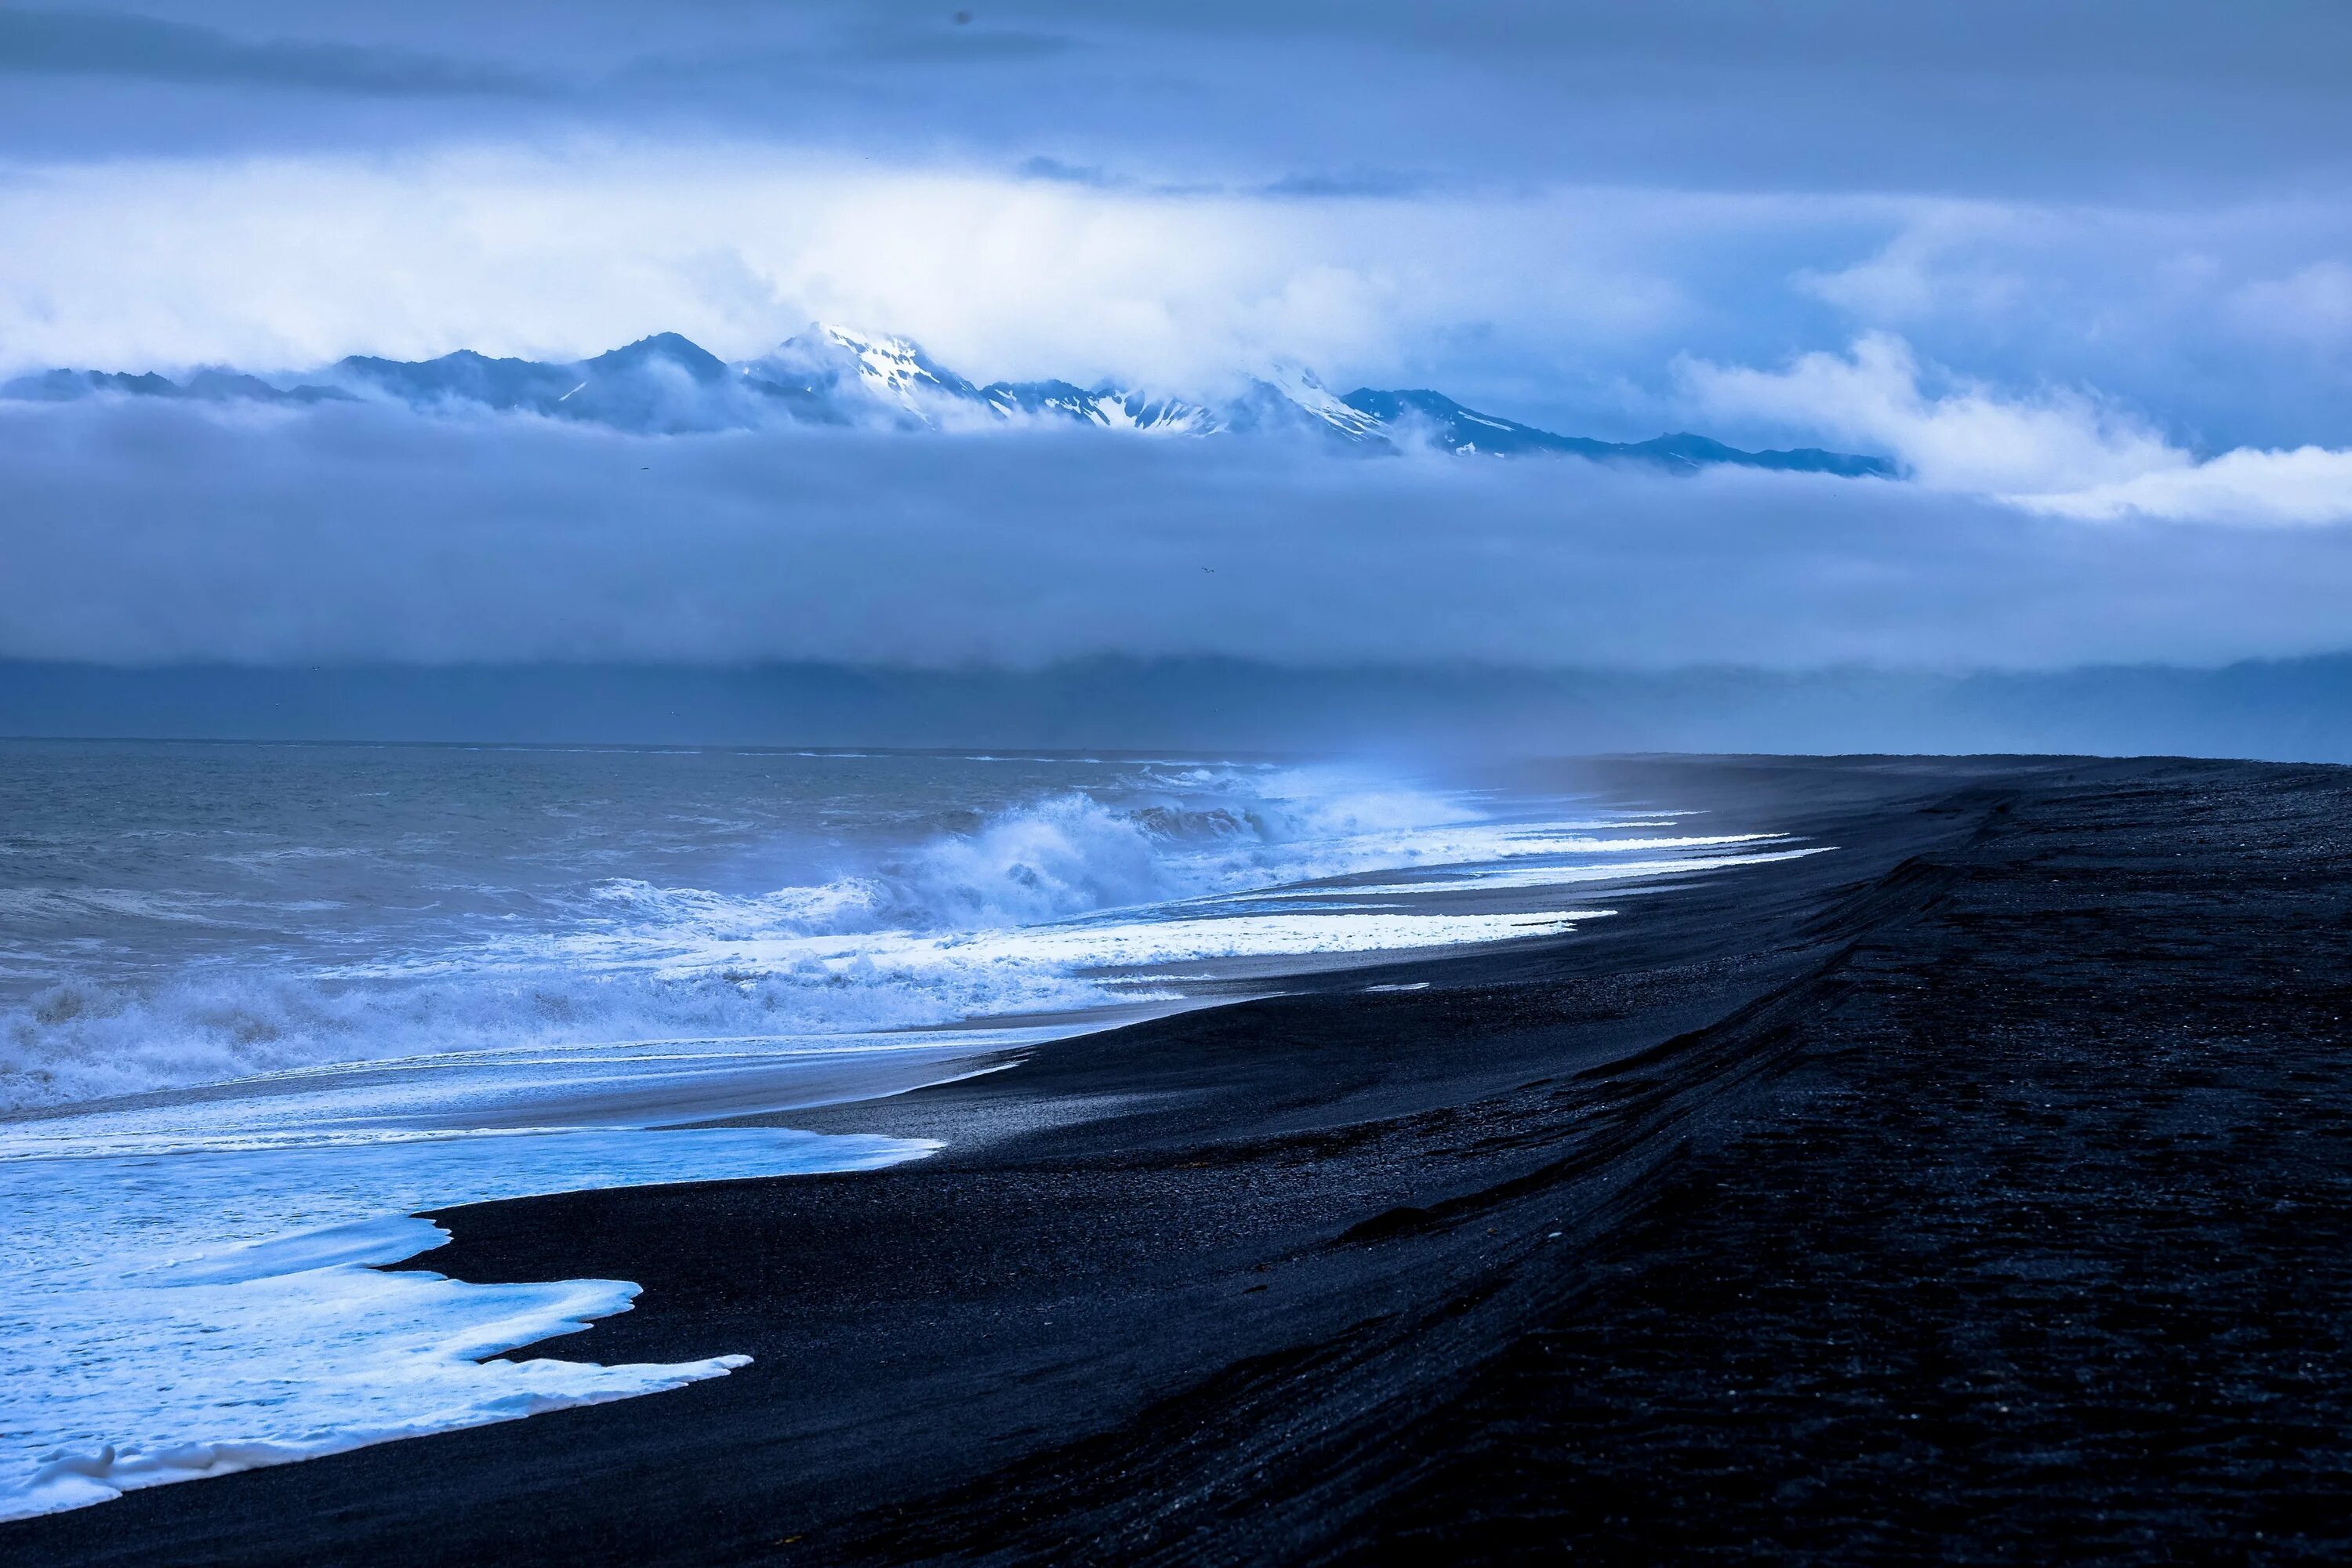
[1236,845,1833,898]
[0,1124,934,1521]
[0,959,1119,1112]
[0,1028,1052,1157]
[630,907,1613,981]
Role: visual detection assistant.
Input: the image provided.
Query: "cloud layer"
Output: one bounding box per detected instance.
[2,146,2348,460]
[9,399,2352,673]
[1682,334,2352,526]
[9,2,2352,199]
[0,147,1720,403]
[0,7,539,95]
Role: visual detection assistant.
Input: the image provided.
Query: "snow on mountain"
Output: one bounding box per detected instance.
[0,328,1895,477]
[1258,361,1388,443]
[1087,392,1221,434]
[1333,389,1895,475]
[984,379,1221,434]
[746,325,1221,436]
[744,325,993,429]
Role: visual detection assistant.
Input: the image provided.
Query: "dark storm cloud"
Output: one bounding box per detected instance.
[7,1,2349,198]
[0,6,541,95]
[5,399,2351,674]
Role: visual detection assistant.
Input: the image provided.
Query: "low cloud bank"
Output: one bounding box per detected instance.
[2016,445,2352,526]
[8,398,2352,673]
[1682,332,2352,526]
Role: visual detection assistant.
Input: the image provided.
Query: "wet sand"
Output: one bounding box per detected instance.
[21,754,2352,1565]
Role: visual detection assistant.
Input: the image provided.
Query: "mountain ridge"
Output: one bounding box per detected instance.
[2,325,1898,477]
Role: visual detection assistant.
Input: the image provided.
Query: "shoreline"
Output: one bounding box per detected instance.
[26,753,2339,1563]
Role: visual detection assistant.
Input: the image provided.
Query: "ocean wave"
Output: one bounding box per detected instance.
[0,959,1118,1112]
[560,771,1602,944]
[0,765,1661,1112]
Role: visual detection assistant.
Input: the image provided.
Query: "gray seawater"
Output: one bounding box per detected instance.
[0,740,1813,1519]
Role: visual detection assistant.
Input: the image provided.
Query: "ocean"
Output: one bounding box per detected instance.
[0,740,1814,1519]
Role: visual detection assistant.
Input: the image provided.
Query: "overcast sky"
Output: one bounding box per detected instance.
[2,2,2350,681]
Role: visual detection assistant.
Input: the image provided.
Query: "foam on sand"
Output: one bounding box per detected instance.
[0,1125,933,1521]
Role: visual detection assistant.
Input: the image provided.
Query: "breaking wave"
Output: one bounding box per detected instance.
[0,763,1666,1111]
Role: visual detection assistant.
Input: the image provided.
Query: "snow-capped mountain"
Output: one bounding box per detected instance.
[747,325,1224,435]
[983,379,1220,435]
[1226,361,1388,444]
[744,325,993,429]
[0,325,1895,477]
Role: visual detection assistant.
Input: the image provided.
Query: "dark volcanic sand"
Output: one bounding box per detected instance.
[19,755,2352,1566]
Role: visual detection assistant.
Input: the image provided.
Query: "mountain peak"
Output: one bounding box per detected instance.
[1250,360,1386,443]
[585,332,728,381]
[1,328,1893,476]
[751,322,980,421]
[810,321,913,355]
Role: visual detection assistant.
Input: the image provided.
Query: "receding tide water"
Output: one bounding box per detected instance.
[0,740,1819,1520]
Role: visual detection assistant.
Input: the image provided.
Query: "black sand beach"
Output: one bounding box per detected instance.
[20,754,2352,1565]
